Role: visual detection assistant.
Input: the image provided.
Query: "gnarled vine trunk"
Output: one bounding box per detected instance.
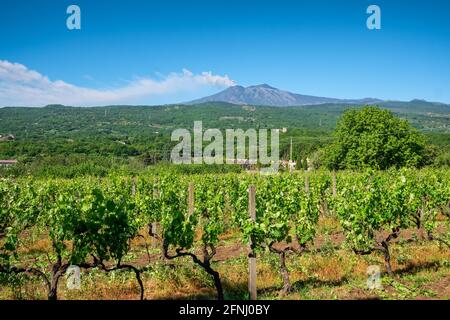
[268,242,306,296]
[278,251,291,296]
[354,227,400,276]
[164,243,224,300]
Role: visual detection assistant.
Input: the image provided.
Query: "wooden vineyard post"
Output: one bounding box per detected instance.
[248,185,257,300]
[332,170,337,198]
[224,192,231,227]
[151,223,158,249]
[151,179,165,261]
[131,176,137,196]
[152,183,159,249]
[305,175,310,194]
[331,170,337,216]
[188,182,195,216]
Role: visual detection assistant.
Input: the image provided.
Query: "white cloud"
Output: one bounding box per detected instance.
[0,60,236,106]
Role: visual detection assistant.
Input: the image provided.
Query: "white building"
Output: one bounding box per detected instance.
[0,160,18,167]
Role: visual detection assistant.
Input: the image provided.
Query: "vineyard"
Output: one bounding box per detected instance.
[0,168,449,300]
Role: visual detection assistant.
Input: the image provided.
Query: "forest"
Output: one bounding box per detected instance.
[0,102,449,178]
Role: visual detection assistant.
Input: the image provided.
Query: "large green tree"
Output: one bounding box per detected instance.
[324,106,429,170]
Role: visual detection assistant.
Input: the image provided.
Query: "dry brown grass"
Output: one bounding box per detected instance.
[2,218,449,300]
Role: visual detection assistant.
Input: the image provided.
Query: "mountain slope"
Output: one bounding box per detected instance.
[188,84,382,106]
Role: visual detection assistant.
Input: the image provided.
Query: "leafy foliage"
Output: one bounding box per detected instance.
[0,169,448,299]
[323,106,429,170]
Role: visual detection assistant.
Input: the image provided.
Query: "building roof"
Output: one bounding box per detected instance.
[0,160,18,165]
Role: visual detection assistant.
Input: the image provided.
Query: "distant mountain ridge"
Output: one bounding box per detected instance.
[188,84,383,106]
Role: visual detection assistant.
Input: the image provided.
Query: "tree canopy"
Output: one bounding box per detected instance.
[323,106,429,170]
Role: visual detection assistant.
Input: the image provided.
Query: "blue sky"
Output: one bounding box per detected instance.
[0,0,449,106]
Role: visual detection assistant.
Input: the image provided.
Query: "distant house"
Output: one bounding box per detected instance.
[234,158,257,171]
[0,160,18,167]
[0,134,16,142]
[188,157,258,170]
[280,160,296,171]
